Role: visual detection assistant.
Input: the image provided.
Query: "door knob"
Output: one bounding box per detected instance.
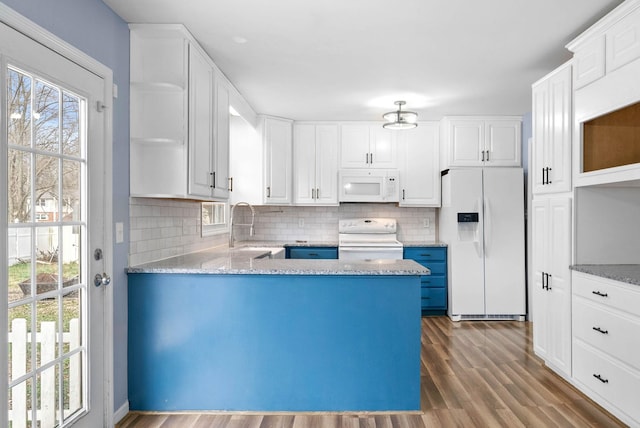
[94,273,111,287]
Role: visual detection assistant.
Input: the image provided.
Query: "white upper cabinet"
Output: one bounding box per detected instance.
[293,124,339,205]
[398,122,440,207]
[441,117,521,168]
[188,44,214,198]
[531,62,572,195]
[129,24,231,201]
[262,116,293,205]
[340,124,397,168]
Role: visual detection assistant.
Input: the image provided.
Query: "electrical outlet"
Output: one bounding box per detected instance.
[423,218,430,228]
[298,218,304,228]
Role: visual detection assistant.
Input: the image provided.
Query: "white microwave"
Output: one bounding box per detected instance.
[338,169,400,202]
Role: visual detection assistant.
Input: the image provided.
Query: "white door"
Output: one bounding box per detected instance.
[369,127,396,168]
[484,121,521,166]
[340,124,370,168]
[482,168,526,315]
[1,22,109,427]
[449,120,484,166]
[531,198,550,358]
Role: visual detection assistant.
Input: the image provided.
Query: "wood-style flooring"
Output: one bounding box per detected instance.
[117,317,625,427]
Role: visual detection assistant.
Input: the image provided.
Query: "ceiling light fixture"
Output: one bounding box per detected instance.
[382,101,418,129]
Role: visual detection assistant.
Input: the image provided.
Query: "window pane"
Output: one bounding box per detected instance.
[62,160,81,223]
[37,365,60,428]
[8,378,33,427]
[36,298,59,367]
[7,68,32,148]
[61,226,80,287]
[34,80,60,153]
[35,155,59,223]
[8,305,33,382]
[7,149,31,223]
[8,228,32,303]
[61,92,80,157]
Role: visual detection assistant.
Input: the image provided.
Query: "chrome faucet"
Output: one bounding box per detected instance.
[229,202,255,248]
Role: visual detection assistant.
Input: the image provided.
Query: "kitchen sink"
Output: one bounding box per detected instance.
[235,246,285,259]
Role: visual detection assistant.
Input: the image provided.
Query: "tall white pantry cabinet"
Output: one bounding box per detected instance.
[530,61,573,379]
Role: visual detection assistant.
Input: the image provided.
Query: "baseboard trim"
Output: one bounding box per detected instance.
[114,400,130,424]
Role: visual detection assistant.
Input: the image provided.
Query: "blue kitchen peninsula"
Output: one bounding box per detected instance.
[127,247,428,412]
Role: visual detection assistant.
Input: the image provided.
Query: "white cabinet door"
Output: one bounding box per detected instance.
[484,121,521,166]
[532,63,572,195]
[293,124,316,204]
[449,120,484,166]
[212,77,230,198]
[340,124,370,168]
[398,123,440,207]
[263,117,292,204]
[531,196,572,376]
[340,124,397,169]
[369,127,397,168]
[531,199,550,359]
[444,117,521,168]
[188,44,214,198]
[315,125,339,204]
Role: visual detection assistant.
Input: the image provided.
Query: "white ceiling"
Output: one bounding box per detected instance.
[102,0,624,121]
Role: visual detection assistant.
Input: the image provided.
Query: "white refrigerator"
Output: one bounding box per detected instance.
[439,168,526,321]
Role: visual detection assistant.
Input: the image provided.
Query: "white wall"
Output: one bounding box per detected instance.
[575,186,640,264]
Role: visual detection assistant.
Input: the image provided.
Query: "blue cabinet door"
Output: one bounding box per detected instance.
[287,247,338,259]
[404,246,447,315]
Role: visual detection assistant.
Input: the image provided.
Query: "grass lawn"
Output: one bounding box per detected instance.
[8,261,81,330]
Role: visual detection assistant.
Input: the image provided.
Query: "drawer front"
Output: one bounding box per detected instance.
[573,271,640,316]
[573,298,640,370]
[421,287,446,309]
[417,261,446,275]
[420,276,446,288]
[573,341,640,423]
[403,247,446,262]
[288,247,338,259]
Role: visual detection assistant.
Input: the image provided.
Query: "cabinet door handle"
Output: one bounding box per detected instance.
[547,167,552,184]
[542,167,546,185]
[308,253,319,257]
[229,177,233,192]
[592,326,609,335]
[312,188,315,199]
[546,273,552,290]
[486,150,490,161]
[316,188,320,199]
[366,153,369,164]
[370,153,373,164]
[209,172,214,189]
[542,272,546,290]
[420,254,431,257]
[592,290,608,298]
[482,150,485,161]
[267,186,271,198]
[402,189,406,200]
[593,374,609,384]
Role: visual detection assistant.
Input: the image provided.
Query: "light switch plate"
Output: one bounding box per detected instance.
[115,222,124,243]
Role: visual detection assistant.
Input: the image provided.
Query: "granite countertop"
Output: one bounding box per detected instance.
[402,241,447,247]
[127,245,430,276]
[570,264,640,286]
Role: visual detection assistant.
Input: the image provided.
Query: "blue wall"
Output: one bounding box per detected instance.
[2,0,130,413]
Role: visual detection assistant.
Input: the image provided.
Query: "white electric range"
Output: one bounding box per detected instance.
[338,218,403,260]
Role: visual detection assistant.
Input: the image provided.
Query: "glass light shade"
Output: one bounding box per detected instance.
[382,101,418,129]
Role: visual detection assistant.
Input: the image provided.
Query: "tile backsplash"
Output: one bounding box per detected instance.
[130,198,437,265]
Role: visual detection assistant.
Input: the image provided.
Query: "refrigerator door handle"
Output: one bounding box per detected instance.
[484,198,490,257]
[473,197,483,259]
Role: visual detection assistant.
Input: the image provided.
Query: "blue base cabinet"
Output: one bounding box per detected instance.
[127,273,421,411]
[403,246,447,316]
[286,246,338,259]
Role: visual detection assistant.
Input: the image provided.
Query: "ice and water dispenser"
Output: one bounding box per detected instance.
[457,212,480,242]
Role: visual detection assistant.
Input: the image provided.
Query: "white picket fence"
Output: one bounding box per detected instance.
[8,318,81,428]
